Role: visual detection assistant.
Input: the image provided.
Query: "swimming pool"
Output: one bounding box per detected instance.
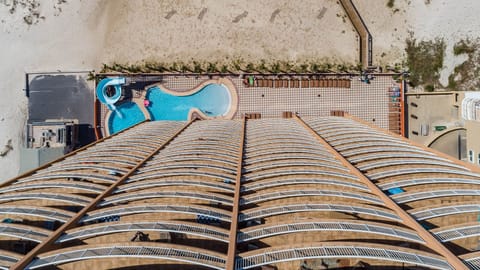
[108,102,146,134]
[105,79,237,135]
[145,83,231,121]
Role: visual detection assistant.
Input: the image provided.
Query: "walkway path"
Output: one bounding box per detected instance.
[339,0,373,67]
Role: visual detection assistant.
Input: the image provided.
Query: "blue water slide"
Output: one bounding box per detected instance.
[96,77,125,110]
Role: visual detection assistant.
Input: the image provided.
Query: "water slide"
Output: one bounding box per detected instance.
[96,77,125,111]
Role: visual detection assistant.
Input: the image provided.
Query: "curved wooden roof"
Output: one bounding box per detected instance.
[0,117,477,269]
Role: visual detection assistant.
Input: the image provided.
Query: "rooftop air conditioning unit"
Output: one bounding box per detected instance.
[420,124,429,136]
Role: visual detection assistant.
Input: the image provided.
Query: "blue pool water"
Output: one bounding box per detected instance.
[108,102,145,134]
[145,84,231,121]
[107,83,231,134]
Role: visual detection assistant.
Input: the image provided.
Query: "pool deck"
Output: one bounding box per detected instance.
[131,98,152,121]
[99,74,401,137]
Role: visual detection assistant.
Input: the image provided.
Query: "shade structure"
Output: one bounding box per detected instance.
[0,116,479,270]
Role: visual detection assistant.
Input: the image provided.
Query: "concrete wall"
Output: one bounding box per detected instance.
[405,93,467,160]
[19,147,65,174]
[466,120,480,166]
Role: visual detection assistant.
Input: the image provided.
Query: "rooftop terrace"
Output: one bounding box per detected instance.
[96,73,403,138]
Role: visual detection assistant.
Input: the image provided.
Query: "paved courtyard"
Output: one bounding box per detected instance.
[162,74,399,130]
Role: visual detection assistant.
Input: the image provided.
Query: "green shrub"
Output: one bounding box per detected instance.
[453,40,475,55]
[424,84,434,92]
[99,59,366,75]
[387,0,395,8]
[405,37,445,87]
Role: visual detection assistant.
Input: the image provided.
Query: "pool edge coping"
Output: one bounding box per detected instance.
[146,77,238,120]
[104,78,239,135]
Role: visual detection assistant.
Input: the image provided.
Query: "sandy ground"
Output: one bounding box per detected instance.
[1,0,480,182]
[408,0,480,87]
[355,0,480,86]
[0,0,109,182]
[102,0,358,65]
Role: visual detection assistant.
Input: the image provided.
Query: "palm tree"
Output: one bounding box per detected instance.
[245,63,255,73]
[180,62,193,73]
[159,63,168,73]
[310,63,320,73]
[207,62,218,73]
[127,64,141,73]
[337,64,347,73]
[220,65,230,74]
[112,62,123,72]
[232,58,243,73]
[270,62,281,74]
[144,62,155,72]
[257,60,268,74]
[319,63,332,72]
[284,62,295,73]
[169,62,179,73]
[87,71,95,81]
[193,61,203,73]
[299,64,309,73]
[101,63,113,73]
